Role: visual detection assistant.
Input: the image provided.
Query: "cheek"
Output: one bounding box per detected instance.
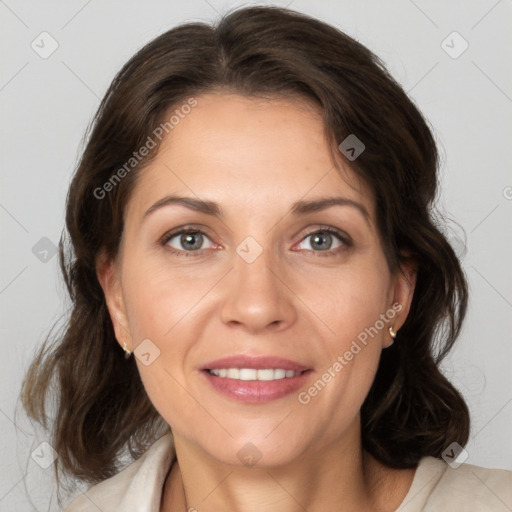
[301,254,391,407]
[304,253,392,354]
[121,254,216,342]
[120,256,206,428]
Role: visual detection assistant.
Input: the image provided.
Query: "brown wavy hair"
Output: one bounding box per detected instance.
[21,5,469,486]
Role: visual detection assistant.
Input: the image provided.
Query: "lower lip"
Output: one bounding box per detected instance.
[202,370,312,403]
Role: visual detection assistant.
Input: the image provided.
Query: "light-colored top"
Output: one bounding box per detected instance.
[65,433,512,511]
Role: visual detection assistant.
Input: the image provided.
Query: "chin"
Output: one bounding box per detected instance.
[206,437,306,469]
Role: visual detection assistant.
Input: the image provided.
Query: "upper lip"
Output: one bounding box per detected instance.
[201,355,310,372]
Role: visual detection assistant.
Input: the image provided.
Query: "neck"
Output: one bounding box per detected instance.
[161,424,415,512]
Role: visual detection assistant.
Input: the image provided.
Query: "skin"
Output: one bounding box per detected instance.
[98,93,417,512]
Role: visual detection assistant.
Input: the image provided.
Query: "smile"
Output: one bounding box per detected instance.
[208,368,303,380]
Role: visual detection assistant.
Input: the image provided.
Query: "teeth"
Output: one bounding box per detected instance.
[274,369,286,379]
[209,368,302,380]
[227,368,239,379]
[257,369,275,381]
[239,368,257,380]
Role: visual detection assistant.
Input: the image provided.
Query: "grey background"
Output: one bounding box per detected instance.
[1,0,511,509]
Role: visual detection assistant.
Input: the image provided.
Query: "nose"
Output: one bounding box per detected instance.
[219,244,297,334]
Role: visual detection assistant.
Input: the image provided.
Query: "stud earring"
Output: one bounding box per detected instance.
[123,342,132,359]
[389,326,397,340]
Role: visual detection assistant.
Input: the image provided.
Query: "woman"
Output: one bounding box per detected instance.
[21,5,512,511]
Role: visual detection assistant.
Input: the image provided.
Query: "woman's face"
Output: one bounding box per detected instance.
[100,93,414,467]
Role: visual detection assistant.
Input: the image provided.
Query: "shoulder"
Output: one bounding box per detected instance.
[426,458,512,511]
[397,456,512,511]
[64,432,175,512]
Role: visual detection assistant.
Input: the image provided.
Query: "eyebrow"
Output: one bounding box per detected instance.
[143,194,370,224]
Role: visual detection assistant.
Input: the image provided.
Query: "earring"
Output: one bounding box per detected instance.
[389,326,397,340]
[123,342,132,359]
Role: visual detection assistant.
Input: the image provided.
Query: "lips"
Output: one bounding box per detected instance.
[201,355,312,403]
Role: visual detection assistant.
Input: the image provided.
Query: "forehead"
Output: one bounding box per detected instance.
[126,93,373,221]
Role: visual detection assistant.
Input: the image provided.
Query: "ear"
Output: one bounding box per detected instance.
[96,250,132,351]
[386,254,417,347]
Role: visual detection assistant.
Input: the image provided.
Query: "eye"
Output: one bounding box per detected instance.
[160,226,350,257]
[296,228,350,254]
[162,229,214,255]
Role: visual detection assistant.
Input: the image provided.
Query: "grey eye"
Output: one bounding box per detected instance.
[298,231,343,251]
[167,231,213,251]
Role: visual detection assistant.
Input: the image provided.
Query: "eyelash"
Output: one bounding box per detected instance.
[159,225,352,258]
